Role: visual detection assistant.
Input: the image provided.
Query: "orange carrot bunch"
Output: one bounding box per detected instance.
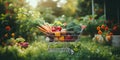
[37,23,52,34]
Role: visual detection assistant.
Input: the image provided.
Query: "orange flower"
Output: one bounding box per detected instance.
[5,26,11,31]
[106,35,111,41]
[109,32,113,35]
[98,30,102,34]
[101,24,105,29]
[97,26,101,30]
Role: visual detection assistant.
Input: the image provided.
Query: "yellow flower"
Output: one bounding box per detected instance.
[4,33,8,37]
[11,33,15,37]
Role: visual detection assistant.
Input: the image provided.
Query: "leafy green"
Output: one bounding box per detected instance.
[66,22,81,33]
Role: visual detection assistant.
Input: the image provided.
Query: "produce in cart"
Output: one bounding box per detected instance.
[37,21,86,42]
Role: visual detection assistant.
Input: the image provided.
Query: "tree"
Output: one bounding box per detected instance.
[76,0,92,16]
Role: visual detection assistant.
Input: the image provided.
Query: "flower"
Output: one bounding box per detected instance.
[96,24,110,35]
[81,25,87,29]
[111,24,120,35]
[105,26,109,31]
[98,30,102,34]
[101,24,105,29]
[5,26,11,31]
[95,24,112,42]
[11,33,15,37]
[97,26,101,30]
[4,33,8,37]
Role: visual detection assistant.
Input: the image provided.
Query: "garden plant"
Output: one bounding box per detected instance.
[0,0,120,60]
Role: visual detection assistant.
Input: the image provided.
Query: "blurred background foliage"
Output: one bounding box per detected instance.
[0,0,104,43]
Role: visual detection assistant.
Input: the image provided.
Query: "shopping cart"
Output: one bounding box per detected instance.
[45,28,84,54]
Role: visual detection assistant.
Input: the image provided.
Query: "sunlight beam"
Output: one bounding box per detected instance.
[26,0,40,8]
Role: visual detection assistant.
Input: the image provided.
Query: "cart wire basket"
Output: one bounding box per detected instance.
[45,29,84,54]
[37,24,86,54]
[46,31,81,42]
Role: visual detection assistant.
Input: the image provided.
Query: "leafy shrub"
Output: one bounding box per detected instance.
[0,37,119,60]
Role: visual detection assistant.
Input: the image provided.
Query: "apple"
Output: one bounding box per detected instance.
[56,26,62,31]
[52,26,62,32]
[65,35,72,42]
[52,26,56,32]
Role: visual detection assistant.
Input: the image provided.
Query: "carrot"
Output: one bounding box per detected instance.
[44,23,52,32]
[41,25,51,33]
[41,25,48,32]
[37,26,47,34]
[37,22,52,34]
[37,26,44,30]
[47,23,52,31]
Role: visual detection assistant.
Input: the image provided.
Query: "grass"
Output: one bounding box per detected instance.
[0,36,120,60]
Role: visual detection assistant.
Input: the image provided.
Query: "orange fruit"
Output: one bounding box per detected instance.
[59,36,64,42]
[54,32,61,37]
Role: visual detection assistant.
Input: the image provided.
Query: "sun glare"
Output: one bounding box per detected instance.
[26,0,40,8]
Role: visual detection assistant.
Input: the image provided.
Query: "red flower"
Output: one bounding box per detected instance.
[101,24,105,29]
[111,24,120,35]
[113,25,117,31]
[105,26,109,31]
[5,26,11,31]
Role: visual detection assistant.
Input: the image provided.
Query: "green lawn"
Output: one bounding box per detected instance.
[0,36,120,60]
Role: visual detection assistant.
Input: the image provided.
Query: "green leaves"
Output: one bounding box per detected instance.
[16,37,25,42]
[0,36,119,60]
[66,22,81,33]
